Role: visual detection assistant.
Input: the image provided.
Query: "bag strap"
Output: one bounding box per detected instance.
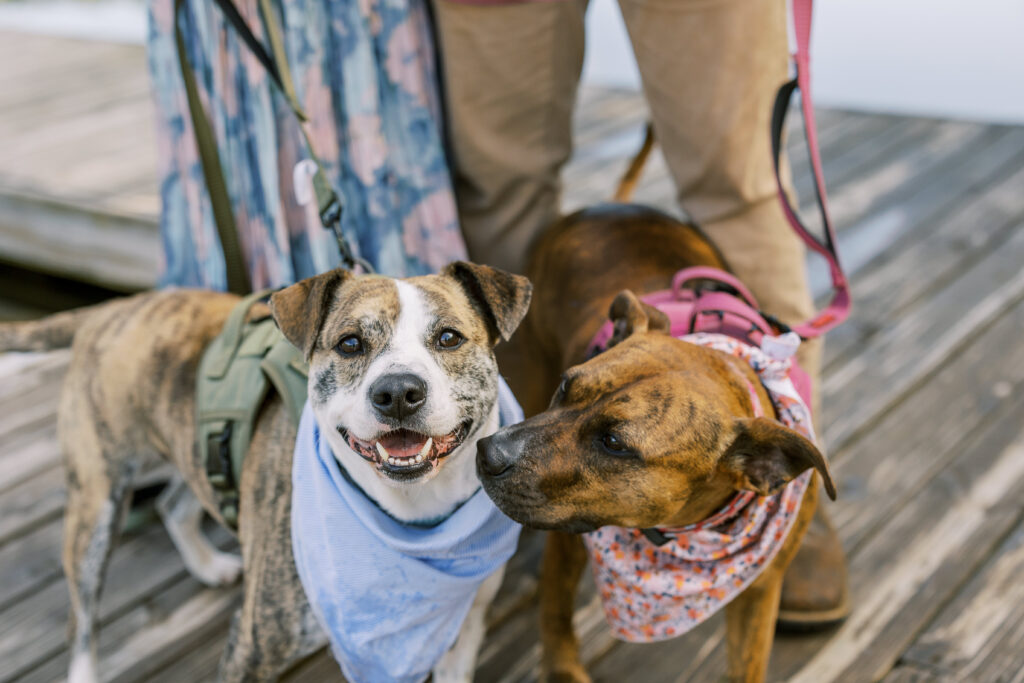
[174,0,252,295]
[770,0,851,339]
[174,0,373,278]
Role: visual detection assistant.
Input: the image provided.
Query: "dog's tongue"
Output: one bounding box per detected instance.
[378,429,429,458]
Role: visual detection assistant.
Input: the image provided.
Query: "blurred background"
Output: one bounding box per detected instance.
[1,1,1023,682]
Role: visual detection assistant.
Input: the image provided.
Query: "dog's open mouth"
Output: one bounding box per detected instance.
[339,421,472,478]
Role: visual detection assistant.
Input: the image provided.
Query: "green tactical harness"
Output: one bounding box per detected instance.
[196,291,309,528]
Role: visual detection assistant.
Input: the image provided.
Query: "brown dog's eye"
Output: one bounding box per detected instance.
[600,433,630,456]
[437,329,464,350]
[337,335,363,355]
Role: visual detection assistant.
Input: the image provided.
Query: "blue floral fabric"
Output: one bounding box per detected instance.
[146,0,467,289]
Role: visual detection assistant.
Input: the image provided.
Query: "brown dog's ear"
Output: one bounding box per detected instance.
[442,261,533,343]
[607,290,671,347]
[269,268,352,360]
[720,417,837,501]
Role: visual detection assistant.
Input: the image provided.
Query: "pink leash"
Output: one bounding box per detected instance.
[592,0,849,363]
[771,0,851,338]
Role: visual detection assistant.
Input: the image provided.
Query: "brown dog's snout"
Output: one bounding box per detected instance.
[476,431,517,479]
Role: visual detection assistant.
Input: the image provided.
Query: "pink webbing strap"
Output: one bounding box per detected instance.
[771,0,851,339]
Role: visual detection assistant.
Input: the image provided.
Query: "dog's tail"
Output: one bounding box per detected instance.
[0,304,103,352]
[613,122,656,203]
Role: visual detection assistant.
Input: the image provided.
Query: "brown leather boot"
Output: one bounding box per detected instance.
[777,501,850,630]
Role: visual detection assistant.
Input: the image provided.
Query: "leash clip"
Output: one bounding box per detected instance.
[320,198,375,275]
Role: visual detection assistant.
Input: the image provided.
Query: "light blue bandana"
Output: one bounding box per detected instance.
[291,380,523,683]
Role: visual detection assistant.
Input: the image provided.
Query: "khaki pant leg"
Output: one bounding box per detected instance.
[432,0,588,274]
[618,0,821,405]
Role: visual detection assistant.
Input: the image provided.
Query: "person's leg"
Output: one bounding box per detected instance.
[431,0,588,274]
[618,0,845,626]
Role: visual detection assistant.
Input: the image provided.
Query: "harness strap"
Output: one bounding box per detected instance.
[770,0,851,338]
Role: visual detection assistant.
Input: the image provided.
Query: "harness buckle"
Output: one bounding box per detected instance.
[206,422,234,490]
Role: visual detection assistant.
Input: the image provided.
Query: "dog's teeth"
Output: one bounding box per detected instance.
[418,437,433,459]
[375,442,389,460]
[414,454,423,464]
[388,457,397,465]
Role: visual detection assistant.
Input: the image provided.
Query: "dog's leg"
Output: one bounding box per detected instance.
[62,453,134,683]
[724,573,784,683]
[433,565,506,683]
[156,476,242,587]
[540,532,591,683]
[220,432,325,683]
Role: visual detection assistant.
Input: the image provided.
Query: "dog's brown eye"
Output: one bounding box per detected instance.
[601,433,629,455]
[337,335,363,355]
[437,329,464,350]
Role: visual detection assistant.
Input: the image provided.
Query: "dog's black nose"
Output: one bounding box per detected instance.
[477,433,515,478]
[369,373,427,420]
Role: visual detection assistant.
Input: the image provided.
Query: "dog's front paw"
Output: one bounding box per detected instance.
[191,550,243,587]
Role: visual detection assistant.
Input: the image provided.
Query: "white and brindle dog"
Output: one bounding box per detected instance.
[0,262,531,682]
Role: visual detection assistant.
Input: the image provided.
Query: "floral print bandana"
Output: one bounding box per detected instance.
[583,332,815,642]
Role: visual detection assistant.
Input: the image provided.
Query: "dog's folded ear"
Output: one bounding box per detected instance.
[607,290,671,347]
[719,417,837,501]
[443,261,533,344]
[269,268,352,360]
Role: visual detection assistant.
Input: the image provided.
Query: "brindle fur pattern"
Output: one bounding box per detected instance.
[486,204,833,683]
[0,261,531,683]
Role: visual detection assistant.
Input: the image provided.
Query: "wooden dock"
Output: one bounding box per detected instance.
[3,31,1024,682]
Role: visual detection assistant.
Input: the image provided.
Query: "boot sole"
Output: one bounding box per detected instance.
[776,597,850,632]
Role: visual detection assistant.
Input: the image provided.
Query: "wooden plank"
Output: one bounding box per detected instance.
[0,465,65,545]
[811,119,991,232]
[0,383,57,441]
[791,117,937,204]
[784,391,1024,683]
[810,123,1024,300]
[0,521,233,681]
[880,665,940,683]
[0,190,159,290]
[821,219,1024,451]
[787,112,905,193]
[797,121,1009,292]
[829,293,1024,551]
[893,519,1024,682]
[281,651,345,683]
[822,137,1024,370]
[0,420,59,495]
[0,518,62,612]
[587,615,724,683]
[19,576,239,683]
[0,351,68,403]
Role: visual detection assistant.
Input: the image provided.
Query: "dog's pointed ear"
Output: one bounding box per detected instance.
[720,417,836,501]
[443,261,533,344]
[269,268,352,360]
[607,290,671,347]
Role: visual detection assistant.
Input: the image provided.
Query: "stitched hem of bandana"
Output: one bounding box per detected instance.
[583,332,816,643]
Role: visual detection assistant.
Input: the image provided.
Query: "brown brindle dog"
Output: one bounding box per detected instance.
[480,205,835,683]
